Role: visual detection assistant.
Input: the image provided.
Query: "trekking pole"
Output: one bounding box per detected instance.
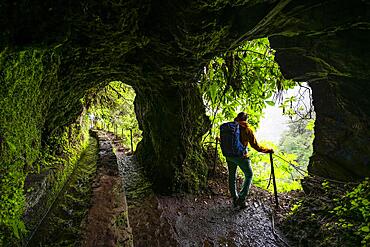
[212,137,219,176]
[269,153,279,208]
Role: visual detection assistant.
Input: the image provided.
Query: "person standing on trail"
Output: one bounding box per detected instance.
[219,112,273,208]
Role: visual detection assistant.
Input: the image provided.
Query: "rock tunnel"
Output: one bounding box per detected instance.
[1,0,369,201]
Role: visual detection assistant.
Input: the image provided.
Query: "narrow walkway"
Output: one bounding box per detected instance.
[109,133,288,247]
[25,130,289,246]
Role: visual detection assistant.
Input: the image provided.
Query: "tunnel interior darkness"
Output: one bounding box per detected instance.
[1,1,370,243]
[1,0,369,194]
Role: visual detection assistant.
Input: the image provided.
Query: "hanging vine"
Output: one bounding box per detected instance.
[200,38,296,139]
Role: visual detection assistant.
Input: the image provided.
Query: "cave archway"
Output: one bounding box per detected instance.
[1,0,369,195]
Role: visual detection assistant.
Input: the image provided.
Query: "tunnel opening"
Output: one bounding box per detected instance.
[200,38,315,192]
[85,81,142,153]
[20,80,140,246]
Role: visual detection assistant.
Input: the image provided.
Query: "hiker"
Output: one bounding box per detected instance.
[219,112,273,208]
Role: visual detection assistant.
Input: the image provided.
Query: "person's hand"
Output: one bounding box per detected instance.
[216,136,221,141]
[267,149,274,154]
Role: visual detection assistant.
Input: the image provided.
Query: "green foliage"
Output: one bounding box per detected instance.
[247,144,302,192]
[0,164,26,242]
[200,38,295,137]
[200,38,311,192]
[284,178,370,247]
[86,81,141,149]
[289,200,302,215]
[246,118,315,192]
[279,119,315,170]
[330,178,370,246]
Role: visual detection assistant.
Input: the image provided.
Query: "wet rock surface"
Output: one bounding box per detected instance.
[82,131,133,247]
[116,152,178,246]
[110,133,288,247]
[158,195,281,247]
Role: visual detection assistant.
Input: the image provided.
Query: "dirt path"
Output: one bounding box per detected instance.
[158,194,280,246]
[110,133,289,247]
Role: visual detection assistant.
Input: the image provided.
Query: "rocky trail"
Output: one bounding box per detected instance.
[111,131,290,247]
[26,131,291,247]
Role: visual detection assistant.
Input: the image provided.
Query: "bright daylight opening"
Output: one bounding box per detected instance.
[201,38,316,192]
[85,81,142,153]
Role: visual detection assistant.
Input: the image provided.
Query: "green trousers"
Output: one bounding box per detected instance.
[226,156,253,201]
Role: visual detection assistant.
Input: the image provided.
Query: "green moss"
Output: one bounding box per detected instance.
[0,48,58,244]
[115,211,129,228]
[0,46,90,245]
[27,136,97,246]
[180,149,208,193]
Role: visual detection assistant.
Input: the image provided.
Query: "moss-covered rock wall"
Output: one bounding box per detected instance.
[0,48,57,243]
[0,47,90,245]
[134,84,210,193]
[267,0,370,180]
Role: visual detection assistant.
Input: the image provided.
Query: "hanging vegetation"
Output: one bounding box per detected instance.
[200,38,296,131]
[199,38,314,192]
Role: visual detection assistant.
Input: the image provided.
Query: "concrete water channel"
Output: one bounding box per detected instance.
[27,136,99,246]
[26,132,132,247]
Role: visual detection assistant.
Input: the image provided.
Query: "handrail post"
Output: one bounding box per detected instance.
[269,153,279,208]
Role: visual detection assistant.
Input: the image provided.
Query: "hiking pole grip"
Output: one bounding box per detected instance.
[269,153,279,208]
